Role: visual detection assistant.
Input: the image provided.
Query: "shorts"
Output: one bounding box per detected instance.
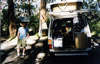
[17,39,26,48]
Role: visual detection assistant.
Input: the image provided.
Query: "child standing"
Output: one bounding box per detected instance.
[17,22,29,56]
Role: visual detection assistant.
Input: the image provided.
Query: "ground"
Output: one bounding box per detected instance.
[0,35,48,64]
[0,35,100,64]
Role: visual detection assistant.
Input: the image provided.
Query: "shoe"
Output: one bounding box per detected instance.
[22,53,25,56]
[17,53,20,56]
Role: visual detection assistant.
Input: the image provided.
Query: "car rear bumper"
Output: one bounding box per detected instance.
[49,48,92,56]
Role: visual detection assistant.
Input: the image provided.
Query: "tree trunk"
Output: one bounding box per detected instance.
[28,0,31,16]
[9,20,16,38]
[39,0,47,36]
[97,0,100,7]
[8,0,16,38]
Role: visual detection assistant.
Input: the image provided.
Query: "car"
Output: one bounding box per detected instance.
[47,0,93,56]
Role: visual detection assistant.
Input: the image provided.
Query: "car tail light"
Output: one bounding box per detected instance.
[48,39,52,48]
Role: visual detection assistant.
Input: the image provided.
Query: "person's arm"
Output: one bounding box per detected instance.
[17,32,20,39]
[26,27,29,39]
[26,32,29,39]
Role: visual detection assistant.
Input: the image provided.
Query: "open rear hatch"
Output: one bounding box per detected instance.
[49,18,92,56]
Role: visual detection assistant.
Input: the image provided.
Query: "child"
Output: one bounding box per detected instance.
[17,22,29,56]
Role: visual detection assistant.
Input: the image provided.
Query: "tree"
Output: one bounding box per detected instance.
[83,0,100,37]
[28,0,31,15]
[8,0,16,38]
[39,0,47,36]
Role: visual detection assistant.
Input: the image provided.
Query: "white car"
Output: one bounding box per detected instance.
[47,0,93,56]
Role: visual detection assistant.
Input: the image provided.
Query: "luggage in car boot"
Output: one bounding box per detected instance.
[75,32,88,49]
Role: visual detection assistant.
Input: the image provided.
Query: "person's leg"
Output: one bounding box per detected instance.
[22,48,26,55]
[17,48,20,56]
[22,39,26,55]
[17,39,21,56]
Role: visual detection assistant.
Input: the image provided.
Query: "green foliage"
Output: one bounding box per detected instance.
[83,0,97,9]
[82,0,100,37]
[2,9,8,22]
[20,3,33,10]
[82,11,100,37]
[1,9,9,36]
[20,3,34,14]
[35,33,39,37]
[27,14,39,34]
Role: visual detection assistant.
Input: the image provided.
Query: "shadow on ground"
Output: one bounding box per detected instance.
[1,35,100,64]
[1,36,49,64]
